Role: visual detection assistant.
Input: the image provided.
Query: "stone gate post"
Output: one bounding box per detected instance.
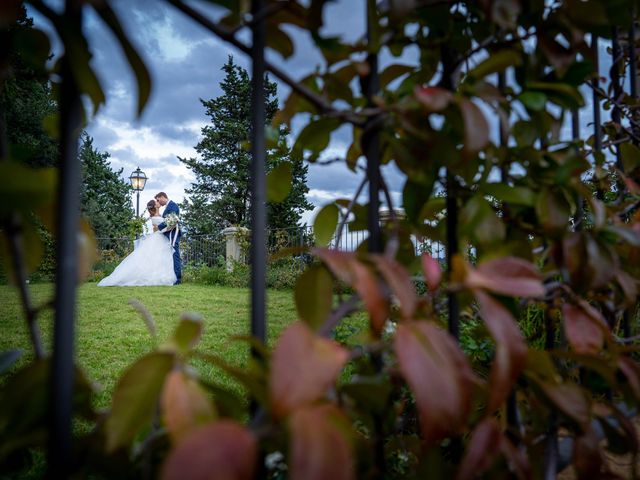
[222,226,249,272]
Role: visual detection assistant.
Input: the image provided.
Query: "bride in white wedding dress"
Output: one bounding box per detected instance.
[98,200,177,287]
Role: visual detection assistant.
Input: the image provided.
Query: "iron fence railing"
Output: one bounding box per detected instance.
[95,227,447,272]
[40,1,640,478]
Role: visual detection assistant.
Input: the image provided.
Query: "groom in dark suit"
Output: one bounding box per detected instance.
[155,192,182,285]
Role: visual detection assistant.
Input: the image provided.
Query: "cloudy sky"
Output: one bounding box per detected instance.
[29,1,620,228]
[29,0,412,226]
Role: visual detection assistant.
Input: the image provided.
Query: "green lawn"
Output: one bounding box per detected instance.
[0,283,299,408]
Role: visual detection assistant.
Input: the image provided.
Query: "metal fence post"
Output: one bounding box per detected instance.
[250,0,267,346]
[49,1,83,476]
[364,0,382,254]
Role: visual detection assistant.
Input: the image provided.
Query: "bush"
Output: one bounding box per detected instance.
[182,258,305,290]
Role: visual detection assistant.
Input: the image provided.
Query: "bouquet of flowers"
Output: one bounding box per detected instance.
[160,213,180,232]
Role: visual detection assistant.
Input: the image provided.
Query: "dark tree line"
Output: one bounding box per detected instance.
[179,56,312,235]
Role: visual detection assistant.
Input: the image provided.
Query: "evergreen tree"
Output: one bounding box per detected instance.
[79,133,135,239]
[1,7,58,167]
[180,56,311,235]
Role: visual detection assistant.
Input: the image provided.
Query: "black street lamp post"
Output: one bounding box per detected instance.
[129,166,148,217]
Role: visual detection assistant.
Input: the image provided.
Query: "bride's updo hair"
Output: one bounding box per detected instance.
[146,199,158,216]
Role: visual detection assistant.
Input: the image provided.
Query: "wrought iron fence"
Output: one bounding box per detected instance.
[94,226,447,273]
[35,1,640,478]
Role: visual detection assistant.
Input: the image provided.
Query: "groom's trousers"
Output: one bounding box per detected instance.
[173,242,182,284]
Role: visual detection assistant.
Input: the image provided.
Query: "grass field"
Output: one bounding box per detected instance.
[0,283,299,408]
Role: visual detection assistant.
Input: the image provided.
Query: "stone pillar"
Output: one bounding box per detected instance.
[379,208,406,225]
[222,227,249,272]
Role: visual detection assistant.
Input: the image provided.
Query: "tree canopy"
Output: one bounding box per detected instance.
[79,133,134,239]
[1,7,57,168]
[180,56,311,235]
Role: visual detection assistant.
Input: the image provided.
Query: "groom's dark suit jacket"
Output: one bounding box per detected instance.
[158,200,182,239]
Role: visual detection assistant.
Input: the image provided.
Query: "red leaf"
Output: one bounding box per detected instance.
[161,370,217,443]
[289,405,355,480]
[475,290,527,411]
[457,419,531,480]
[106,352,174,452]
[315,249,390,335]
[350,260,389,335]
[467,256,545,298]
[421,253,442,292]
[562,304,607,355]
[458,98,489,153]
[270,322,349,417]
[538,383,590,426]
[394,321,476,444]
[162,421,257,480]
[618,357,640,400]
[573,428,605,477]
[314,248,355,284]
[371,254,417,319]
[414,86,453,112]
[456,419,502,480]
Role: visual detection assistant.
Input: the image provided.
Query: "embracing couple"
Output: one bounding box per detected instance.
[98,192,182,287]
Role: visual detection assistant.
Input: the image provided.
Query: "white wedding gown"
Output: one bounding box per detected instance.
[97,216,177,287]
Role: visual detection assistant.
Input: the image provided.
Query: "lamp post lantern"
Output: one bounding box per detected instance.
[129,166,147,217]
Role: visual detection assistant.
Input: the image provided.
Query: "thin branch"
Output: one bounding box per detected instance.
[5,215,45,359]
[319,296,360,337]
[334,175,368,249]
[455,29,537,73]
[166,0,366,126]
[229,0,293,36]
[619,198,640,219]
[379,173,400,258]
[315,156,345,166]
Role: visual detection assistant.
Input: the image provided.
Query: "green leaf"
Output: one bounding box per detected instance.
[295,265,334,330]
[518,91,547,111]
[460,195,505,246]
[482,184,535,206]
[467,49,521,81]
[620,143,640,173]
[380,64,414,89]
[535,188,570,235]
[513,120,538,147]
[55,21,106,114]
[169,313,204,354]
[266,161,293,203]
[403,179,435,224]
[527,81,585,109]
[0,164,56,215]
[0,360,95,452]
[0,220,44,279]
[91,1,151,116]
[196,353,268,405]
[106,352,175,452]
[341,376,392,414]
[293,117,341,160]
[314,203,339,246]
[266,24,294,59]
[0,350,22,375]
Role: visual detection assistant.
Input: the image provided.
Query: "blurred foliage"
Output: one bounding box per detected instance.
[179,56,312,235]
[4,0,640,479]
[79,133,135,239]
